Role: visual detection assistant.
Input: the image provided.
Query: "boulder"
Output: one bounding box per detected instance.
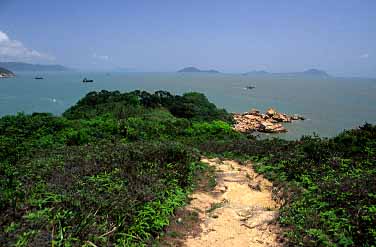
[260,121,274,128]
[266,108,277,117]
[291,115,299,120]
[269,119,278,123]
[244,114,263,122]
[249,108,260,115]
[272,113,291,122]
[263,123,287,133]
[292,114,305,120]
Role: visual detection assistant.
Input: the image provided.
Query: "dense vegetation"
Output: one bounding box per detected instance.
[63,90,232,123]
[0,90,238,246]
[1,89,375,246]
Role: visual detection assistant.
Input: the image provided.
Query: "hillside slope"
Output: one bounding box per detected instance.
[0,62,70,71]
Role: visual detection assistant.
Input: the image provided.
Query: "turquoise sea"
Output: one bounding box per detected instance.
[1,71,375,139]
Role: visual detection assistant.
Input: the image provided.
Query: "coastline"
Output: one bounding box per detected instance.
[0,72,375,139]
[0,73,15,78]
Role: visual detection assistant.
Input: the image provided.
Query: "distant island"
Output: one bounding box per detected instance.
[243,69,330,77]
[0,62,70,72]
[0,67,15,78]
[243,70,269,76]
[178,67,220,73]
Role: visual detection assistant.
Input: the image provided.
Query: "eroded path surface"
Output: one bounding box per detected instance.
[162,157,283,247]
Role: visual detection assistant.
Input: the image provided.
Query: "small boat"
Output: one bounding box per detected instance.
[34,77,44,80]
[82,78,94,83]
[245,85,256,90]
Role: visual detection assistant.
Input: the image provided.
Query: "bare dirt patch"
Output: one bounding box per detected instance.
[159,157,284,247]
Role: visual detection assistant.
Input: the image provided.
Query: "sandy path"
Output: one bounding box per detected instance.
[182,158,283,247]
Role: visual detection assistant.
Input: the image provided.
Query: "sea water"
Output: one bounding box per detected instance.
[1,71,375,139]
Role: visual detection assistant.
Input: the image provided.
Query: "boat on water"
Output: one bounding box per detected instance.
[82,78,94,83]
[34,77,44,80]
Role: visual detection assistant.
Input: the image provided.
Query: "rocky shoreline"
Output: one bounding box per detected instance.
[0,67,15,78]
[0,73,15,78]
[233,108,304,133]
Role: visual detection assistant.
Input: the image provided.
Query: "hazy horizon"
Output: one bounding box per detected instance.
[1,0,375,77]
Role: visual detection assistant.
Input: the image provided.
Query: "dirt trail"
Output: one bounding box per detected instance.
[180,158,283,247]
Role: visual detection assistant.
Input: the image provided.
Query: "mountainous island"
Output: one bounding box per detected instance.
[243,68,330,77]
[178,66,220,73]
[0,67,15,78]
[0,62,70,72]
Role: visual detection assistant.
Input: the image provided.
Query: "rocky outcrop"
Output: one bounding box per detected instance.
[233,108,304,133]
[0,67,15,78]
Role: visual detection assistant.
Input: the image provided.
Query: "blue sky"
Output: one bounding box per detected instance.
[0,0,375,76]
